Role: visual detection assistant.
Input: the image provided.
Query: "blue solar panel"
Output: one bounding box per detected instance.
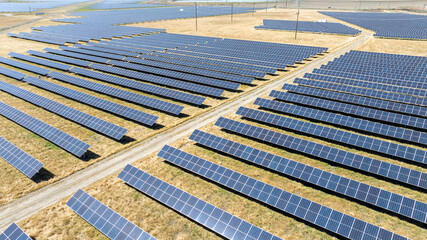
[110,59,242,90]
[74,44,140,58]
[125,56,253,85]
[89,63,224,98]
[318,12,427,40]
[281,85,427,118]
[47,71,183,116]
[236,107,426,165]
[255,19,361,35]
[0,223,31,240]
[303,73,427,98]
[44,48,110,64]
[118,164,281,240]
[59,46,125,60]
[0,101,90,157]
[189,130,427,224]
[269,91,426,130]
[311,69,427,90]
[27,50,92,68]
[87,42,154,55]
[0,65,27,80]
[137,54,267,79]
[9,52,72,71]
[0,79,130,140]
[7,33,65,45]
[158,145,409,240]
[0,57,50,76]
[294,79,427,106]
[0,136,43,178]
[70,67,205,106]
[66,189,156,240]
[214,117,426,190]
[254,98,427,146]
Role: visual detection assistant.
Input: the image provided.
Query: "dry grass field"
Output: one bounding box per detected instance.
[1,6,426,240]
[0,13,40,30]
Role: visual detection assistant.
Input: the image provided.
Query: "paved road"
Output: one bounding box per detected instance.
[0,29,372,231]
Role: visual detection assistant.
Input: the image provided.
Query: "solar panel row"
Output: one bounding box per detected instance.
[269,91,426,130]
[303,73,427,98]
[89,63,224,97]
[214,117,426,190]
[1,78,130,140]
[0,57,51,76]
[47,71,184,116]
[158,145,408,240]
[28,50,92,68]
[118,164,282,240]
[0,101,90,157]
[66,189,156,240]
[281,85,427,118]
[9,52,72,71]
[0,136,43,178]
[7,33,66,45]
[254,98,426,146]
[294,79,427,106]
[236,107,426,165]
[189,130,427,224]
[44,47,110,64]
[70,67,206,106]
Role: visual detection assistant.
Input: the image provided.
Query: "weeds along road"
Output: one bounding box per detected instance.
[0,29,372,231]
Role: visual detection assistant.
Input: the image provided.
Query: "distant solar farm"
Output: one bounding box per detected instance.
[0,2,425,240]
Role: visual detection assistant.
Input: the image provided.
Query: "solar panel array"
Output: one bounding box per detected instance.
[0,101,90,157]
[255,19,361,35]
[0,78,129,140]
[0,136,43,178]
[118,164,282,240]
[319,11,427,40]
[236,107,426,165]
[189,130,427,224]
[66,189,156,240]
[215,117,426,190]
[158,145,409,240]
[0,223,31,240]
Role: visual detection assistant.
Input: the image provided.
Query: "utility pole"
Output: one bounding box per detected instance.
[231,3,233,21]
[195,2,198,31]
[295,1,300,40]
[266,0,268,12]
[252,2,255,16]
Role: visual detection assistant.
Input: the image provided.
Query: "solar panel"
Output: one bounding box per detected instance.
[0,223,32,240]
[124,57,254,84]
[214,117,426,190]
[66,189,156,240]
[0,57,50,76]
[60,46,125,60]
[236,107,426,165]
[0,79,130,140]
[70,67,205,106]
[89,63,224,98]
[0,136,43,178]
[140,54,267,79]
[87,42,154,55]
[0,65,27,80]
[304,73,427,97]
[118,164,282,240]
[47,71,184,116]
[45,47,110,64]
[255,20,361,35]
[254,98,427,146]
[281,85,427,118]
[270,91,426,130]
[27,50,92,68]
[158,145,408,240]
[74,44,140,58]
[9,52,72,71]
[294,79,427,106]
[107,60,242,91]
[311,69,427,90]
[0,101,90,157]
[189,130,427,224]
[7,33,65,45]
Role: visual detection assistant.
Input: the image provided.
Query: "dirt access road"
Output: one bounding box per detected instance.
[0,25,372,231]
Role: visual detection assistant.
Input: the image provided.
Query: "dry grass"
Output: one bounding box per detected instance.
[357,37,427,56]
[0,13,40,30]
